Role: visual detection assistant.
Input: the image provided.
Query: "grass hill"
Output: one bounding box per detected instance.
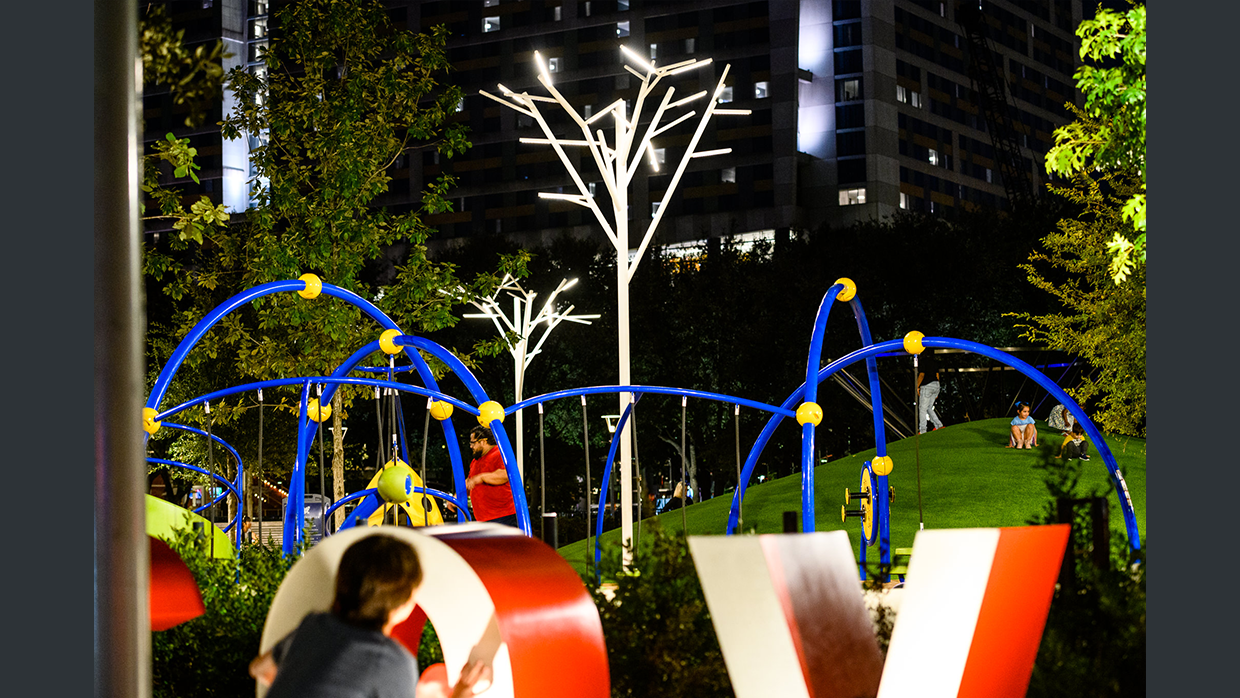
[557,417,1146,574]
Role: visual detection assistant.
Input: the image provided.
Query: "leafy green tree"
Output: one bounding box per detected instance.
[1045,2,1146,284]
[144,0,525,526]
[1012,171,1146,437]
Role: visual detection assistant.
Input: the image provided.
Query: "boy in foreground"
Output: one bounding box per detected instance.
[249,535,487,698]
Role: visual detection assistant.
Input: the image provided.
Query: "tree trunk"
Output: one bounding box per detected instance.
[333,390,346,531]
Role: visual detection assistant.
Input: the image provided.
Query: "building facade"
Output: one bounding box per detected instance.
[144,0,1083,248]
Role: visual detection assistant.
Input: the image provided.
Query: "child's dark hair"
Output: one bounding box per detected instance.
[331,535,422,632]
[1072,421,1085,436]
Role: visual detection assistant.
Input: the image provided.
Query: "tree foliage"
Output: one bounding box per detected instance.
[1045,2,1146,284]
[588,523,734,698]
[1012,171,1146,436]
[152,526,298,698]
[143,0,526,499]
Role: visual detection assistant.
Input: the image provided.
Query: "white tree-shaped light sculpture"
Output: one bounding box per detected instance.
[481,46,749,559]
[464,274,599,479]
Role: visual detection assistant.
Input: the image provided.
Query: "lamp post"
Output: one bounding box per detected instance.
[464,275,598,479]
[482,47,748,564]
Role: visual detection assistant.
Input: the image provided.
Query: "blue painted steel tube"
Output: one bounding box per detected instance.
[594,399,638,566]
[846,298,891,567]
[798,282,845,531]
[145,458,240,531]
[723,337,1143,552]
[487,417,532,535]
[154,376,479,423]
[510,385,795,419]
[283,381,312,554]
[160,422,246,549]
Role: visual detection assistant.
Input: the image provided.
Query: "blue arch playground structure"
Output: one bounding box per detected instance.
[143,276,1142,572]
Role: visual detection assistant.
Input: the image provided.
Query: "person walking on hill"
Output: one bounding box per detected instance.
[916,350,945,434]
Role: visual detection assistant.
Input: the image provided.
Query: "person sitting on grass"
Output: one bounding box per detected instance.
[1007,402,1038,449]
[1054,421,1091,461]
[249,534,486,698]
[1046,403,1075,434]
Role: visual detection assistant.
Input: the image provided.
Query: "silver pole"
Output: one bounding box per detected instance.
[95,0,150,694]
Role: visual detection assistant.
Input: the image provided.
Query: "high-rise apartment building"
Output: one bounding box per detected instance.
[143,0,1083,248]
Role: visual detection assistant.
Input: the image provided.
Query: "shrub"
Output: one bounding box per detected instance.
[152,526,297,698]
[586,521,734,698]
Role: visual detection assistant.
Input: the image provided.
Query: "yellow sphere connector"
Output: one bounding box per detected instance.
[429,400,454,421]
[476,401,505,426]
[142,407,161,435]
[379,329,403,355]
[872,455,894,476]
[795,402,823,427]
[305,398,332,423]
[297,273,323,300]
[903,331,926,355]
[834,277,857,302]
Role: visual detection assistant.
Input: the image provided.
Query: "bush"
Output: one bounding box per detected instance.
[586,521,734,698]
[1027,449,1146,697]
[152,526,297,698]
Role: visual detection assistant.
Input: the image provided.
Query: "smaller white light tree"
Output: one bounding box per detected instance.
[464,274,598,478]
[481,46,749,560]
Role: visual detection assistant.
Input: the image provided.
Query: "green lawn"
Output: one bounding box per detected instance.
[558,418,1146,574]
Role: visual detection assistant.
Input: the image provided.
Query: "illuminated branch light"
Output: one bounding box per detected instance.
[623,65,648,82]
[667,57,713,75]
[658,58,698,73]
[691,148,734,159]
[652,111,696,137]
[668,91,708,109]
[538,192,593,206]
[620,45,655,74]
[714,109,752,115]
[519,137,593,146]
[478,90,534,117]
[586,100,624,125]
[463,313,501,319]
[534,50,552,85]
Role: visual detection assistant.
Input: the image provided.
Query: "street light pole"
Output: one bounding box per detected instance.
[482,48,748,565]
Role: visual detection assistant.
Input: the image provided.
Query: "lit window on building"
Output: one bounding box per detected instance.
[911,91,922,108]
[897,86,907,103]
[250,18,267,39]
[483,16,500,33]
[456,98,465,113]
[928,149,940,166]
[548,57,561,73]
[585,1,592,17]
[839,78,861,101]
[583,104,593,118]
[839,187,867,205]
[652,201,662,216]
[985,168,993,183]
[685,38,696,53]
[483,0,499,6]
[754,81,769,99]
[617,21,630,37]
[900,192,911,209]
[252,0,269,15]
[722,167,736,183]
[654,148,667,165]
[719,86,734,103]
[554,6,562,21]
[618,0,630,9]
[650,43,658,60]
[588,182,597,197]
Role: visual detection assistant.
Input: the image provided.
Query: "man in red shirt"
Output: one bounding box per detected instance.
[465,426,518,527]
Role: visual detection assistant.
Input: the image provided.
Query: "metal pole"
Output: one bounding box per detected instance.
[734,403,743,530]
[539,402,546,543]
[581,396,592,575]
[914,355,925,529]
[257,389,263,544]
[95,0,149,693]
[680,396,688,534]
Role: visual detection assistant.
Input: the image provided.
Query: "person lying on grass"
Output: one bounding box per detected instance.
[1007,402,1038,449]
[249,534,487,698]
[1054,421,1091,461]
